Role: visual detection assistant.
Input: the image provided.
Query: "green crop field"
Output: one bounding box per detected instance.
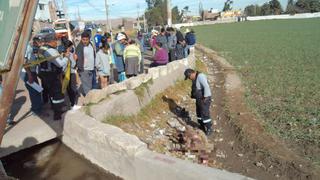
[193,18,320,161]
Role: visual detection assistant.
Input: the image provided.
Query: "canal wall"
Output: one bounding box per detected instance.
[62,110,250,180]
[62,49,250,180]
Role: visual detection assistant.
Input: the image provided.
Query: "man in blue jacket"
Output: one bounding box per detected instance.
[184,28,196,56]
[184,68,213,136]
[94,28,103,50]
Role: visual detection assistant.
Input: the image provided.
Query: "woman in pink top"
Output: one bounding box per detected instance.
[150,42,168,67]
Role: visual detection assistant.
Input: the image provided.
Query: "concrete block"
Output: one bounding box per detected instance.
[187,57,196,69]
[170,61,181,70]
[140,73,152,83]
[125,76,143,90]
[83,89,108,105]
[167,62,175,74]
[148,67,160,80]
[62,111,147,180]
[105,82,127,95]
[159,66,168,77]
[134,149,251,180]
[90,90,141,121]
[176,59,185,65]
[182,58,189,66]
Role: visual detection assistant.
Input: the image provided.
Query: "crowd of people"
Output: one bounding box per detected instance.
[0,26,197,123]
[149,27,196,64]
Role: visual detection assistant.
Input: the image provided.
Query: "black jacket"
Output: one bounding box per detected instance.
[75,42,96,72]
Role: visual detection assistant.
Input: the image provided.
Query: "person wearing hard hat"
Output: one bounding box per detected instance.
[94,28,103,50]
[38,33,68,120]
[184,68,213,136]
[113,32,127,82]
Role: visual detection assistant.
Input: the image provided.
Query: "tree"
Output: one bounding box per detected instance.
[261,2,272,15]
[145,0,183,26]
[286,0,296,14]
[182,6,190,16]
[222,0,233,12]
[146,0,163,10]
[145,0,166,26]
[269,0,283,14]
[309,0,320,12]
[244,4,262,16]
[172,6,183,23]
[295,0,320,13]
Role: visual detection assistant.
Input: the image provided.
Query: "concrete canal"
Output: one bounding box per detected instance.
[1,139,122,180]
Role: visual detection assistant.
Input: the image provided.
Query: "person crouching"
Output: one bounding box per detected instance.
[150,42,169,67]
[96,39,111,88]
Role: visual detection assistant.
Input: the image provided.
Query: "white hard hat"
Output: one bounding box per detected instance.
[151,29,159,35]
[117,33,126,41]
[97,28,102,32]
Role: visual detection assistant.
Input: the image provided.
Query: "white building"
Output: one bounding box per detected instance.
[35,0,56,22]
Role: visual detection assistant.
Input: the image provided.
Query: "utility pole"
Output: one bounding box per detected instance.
[199,0,204,21]
[62,0,68,18]
[167,0,172,26]
[143,14,147,32]
[105,0,112,31]
[77,5,81,21]
[137,3,140,31]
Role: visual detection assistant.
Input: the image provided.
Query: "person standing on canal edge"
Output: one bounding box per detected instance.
[184,68,213,136]
[75,31,96,96]
[38,34,67,120]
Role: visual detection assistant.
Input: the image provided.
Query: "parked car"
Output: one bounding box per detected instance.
[40,28,55,34]
[36,28,55,39]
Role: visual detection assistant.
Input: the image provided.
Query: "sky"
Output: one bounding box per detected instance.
[63,0,288,20]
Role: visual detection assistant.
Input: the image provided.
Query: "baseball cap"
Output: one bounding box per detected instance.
[184,68,194,80]
[151,29,159,35]
[33,36,43,42]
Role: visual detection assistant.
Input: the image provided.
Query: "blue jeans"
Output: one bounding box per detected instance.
[25,72,43,114]
[79,70,93,96]
[92,70,99,89]
[0,84,2,97]
[176,44,185,60]
[184,45,194,57]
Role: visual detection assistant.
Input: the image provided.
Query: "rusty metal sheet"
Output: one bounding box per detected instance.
[0,0,39,144]
[0,0,26,71]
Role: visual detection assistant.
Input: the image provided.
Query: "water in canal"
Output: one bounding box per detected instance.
[1,139,122,180]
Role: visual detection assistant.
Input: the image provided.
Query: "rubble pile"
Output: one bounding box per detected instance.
[164,107,214,166]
